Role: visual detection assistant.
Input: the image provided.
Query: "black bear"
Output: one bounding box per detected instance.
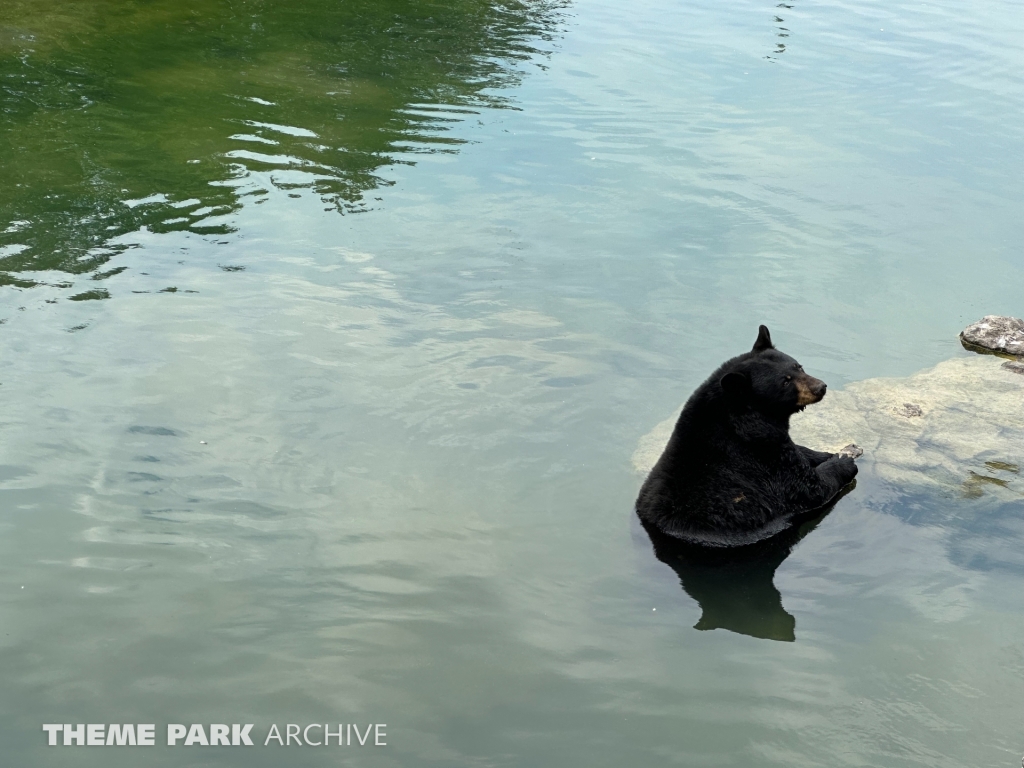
[636,325,858,547]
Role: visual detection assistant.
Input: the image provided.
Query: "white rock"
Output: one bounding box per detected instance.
[960,315,1024,357]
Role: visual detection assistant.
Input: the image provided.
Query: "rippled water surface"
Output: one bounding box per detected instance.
[2,0,1023,765]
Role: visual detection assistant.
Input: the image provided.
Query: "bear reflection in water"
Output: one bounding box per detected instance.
[635,325,860,641]
[639,485,853,642]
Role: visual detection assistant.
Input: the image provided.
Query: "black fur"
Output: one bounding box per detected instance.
[636,325,858,547]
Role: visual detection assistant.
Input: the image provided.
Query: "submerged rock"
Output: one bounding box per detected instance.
[789,355,1023,496]
[1002,360,1024,375]
[633,355,1024,498]
[892,402,923,418]
[959,315,1024,358]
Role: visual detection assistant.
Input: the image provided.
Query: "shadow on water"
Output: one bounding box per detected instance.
[639,485,854,642]
[890,483,1024,576]
[0,0,567,291]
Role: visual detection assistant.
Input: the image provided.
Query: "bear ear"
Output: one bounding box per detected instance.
[752,325,774,353]
[720,371,751,397]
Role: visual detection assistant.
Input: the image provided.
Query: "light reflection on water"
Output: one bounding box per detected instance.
[1,0,1023,765]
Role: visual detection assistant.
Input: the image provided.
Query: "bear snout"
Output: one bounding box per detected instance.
[795,376,826,406]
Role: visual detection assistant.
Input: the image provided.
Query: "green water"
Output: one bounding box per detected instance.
[2,0,1023,765]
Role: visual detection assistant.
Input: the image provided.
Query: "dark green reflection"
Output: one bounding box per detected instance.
[0,0,564,287]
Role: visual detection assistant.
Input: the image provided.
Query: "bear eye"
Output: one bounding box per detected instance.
[784,375,793,382]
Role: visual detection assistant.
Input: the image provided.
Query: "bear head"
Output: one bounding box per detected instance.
[719,325,827,416]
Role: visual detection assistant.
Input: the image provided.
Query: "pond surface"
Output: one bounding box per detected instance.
[2,0,1023,765]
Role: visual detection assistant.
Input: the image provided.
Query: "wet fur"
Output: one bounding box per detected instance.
[635,326,858,547]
